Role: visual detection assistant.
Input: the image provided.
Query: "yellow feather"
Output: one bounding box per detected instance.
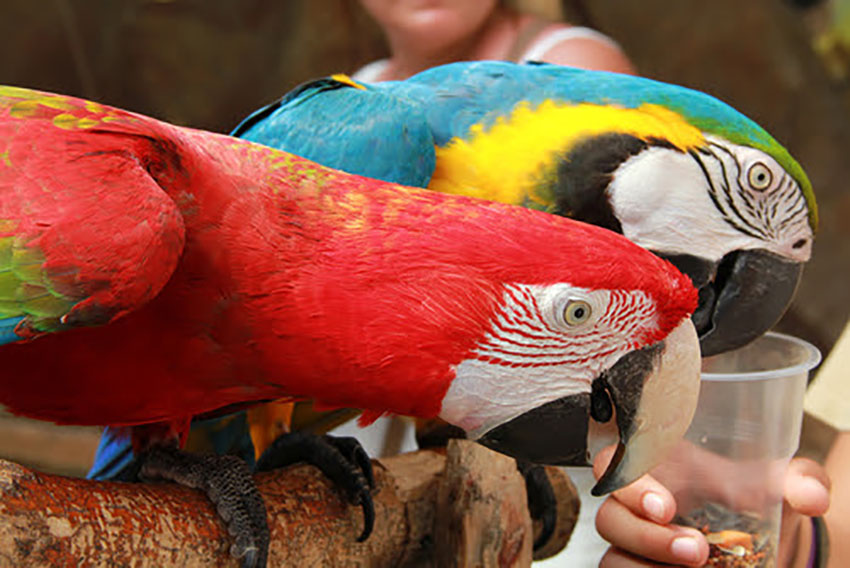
[330,74,367,91]
[429,102,705,208]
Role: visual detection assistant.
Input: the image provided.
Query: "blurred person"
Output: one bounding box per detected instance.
[352,0,636,81]
[821,431,850,567]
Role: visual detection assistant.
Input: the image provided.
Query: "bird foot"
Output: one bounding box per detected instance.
[255,431,375,541]
[516,460,557,551]
[139,446,269,568]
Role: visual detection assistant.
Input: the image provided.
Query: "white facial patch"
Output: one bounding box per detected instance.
[608,137,813,263]
[438,283,659,438]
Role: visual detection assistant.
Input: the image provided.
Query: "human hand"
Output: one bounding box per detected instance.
[592,446,830,567]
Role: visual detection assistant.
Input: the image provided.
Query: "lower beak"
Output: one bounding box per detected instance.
[658,250,803,356]
[477,319,701,495]
[591,319,700,494]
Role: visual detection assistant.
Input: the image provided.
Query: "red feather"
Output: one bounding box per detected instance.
[0,88,696,445]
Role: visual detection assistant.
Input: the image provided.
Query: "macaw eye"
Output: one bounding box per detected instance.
[747,162,773,191]
[563,300,592,326]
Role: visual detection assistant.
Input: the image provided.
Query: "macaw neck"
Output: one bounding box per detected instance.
[426,129,559,212]
[426,99,621,211]
[424,96,706,217]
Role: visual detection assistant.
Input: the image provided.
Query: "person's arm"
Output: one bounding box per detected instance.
[824,431,850,567]
[536,34,636,74]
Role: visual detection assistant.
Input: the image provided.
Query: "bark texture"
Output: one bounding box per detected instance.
[0,440,578,567]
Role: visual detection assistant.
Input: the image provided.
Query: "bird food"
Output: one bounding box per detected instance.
[676,502,775,568]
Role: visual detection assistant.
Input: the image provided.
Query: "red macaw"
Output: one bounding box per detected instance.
[0,86,700,566]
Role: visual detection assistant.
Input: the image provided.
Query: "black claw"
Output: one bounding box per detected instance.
[323,436,375,541]
[356,494,376,542]
[325,436,375,489]
[516,461,557,552]
[139,446,269,568]
[255,431,376,541]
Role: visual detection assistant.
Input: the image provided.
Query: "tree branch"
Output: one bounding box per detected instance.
[0,440,579,566]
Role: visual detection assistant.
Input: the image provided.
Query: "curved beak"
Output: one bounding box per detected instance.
[477,319,700,495]
[658,250,803,356]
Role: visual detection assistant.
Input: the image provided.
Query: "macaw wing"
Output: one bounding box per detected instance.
[0,86,186,345]
[232,76,436,187]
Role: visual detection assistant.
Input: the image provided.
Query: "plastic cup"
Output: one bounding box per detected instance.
[651,332,821,567]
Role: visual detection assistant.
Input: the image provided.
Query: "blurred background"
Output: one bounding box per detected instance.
[0,0,847,488]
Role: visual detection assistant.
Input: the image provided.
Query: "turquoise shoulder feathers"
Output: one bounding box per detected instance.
[232,76,436,187]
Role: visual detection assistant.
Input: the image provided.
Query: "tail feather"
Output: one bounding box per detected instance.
[87,427,136,480]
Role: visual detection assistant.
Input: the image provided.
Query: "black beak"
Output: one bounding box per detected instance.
[478,320,700,495]
[476,393,593,465]
[658,249,803,356]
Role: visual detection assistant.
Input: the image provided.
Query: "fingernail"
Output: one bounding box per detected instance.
[671,536,700,563]
[642,492,666,522]
[799,476,831,511]
[801,475,829,498]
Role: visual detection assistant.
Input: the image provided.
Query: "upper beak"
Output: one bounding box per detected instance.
[658,250,803,356]
[477,318,701,495]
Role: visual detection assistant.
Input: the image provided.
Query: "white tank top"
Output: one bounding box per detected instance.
[350,26,625,82]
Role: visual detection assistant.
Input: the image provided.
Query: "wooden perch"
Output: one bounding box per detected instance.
[0,439,579,566]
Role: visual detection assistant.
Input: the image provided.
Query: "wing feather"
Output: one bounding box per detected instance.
[0,88,186,343]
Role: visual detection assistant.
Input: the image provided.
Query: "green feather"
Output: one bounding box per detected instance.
[0,235,75,332]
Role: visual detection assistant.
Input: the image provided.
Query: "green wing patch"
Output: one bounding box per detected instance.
[0,235,75,334]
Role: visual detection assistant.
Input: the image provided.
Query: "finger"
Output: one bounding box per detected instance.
[777,510,810,568]
[778,458,830,566]
[596,496,709,566]
[593,445,676,524]
[783,457,830,517]
[600,547,669,568]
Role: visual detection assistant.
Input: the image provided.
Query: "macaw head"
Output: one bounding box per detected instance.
[426,196,702,495]
[547,84,815,357]
[437,280,701,496]
[407,62,817,356]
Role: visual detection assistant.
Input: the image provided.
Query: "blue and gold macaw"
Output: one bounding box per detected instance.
[234,62,816,356]
[91,63,817,540]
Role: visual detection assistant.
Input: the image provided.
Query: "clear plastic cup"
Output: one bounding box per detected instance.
[651,332,821,567]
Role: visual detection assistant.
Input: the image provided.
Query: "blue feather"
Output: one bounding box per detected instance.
[386,61,767,147]
[232,77,436,187]
[88,413,256,480]
[0,316,23,346]
[87,427,135,480]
